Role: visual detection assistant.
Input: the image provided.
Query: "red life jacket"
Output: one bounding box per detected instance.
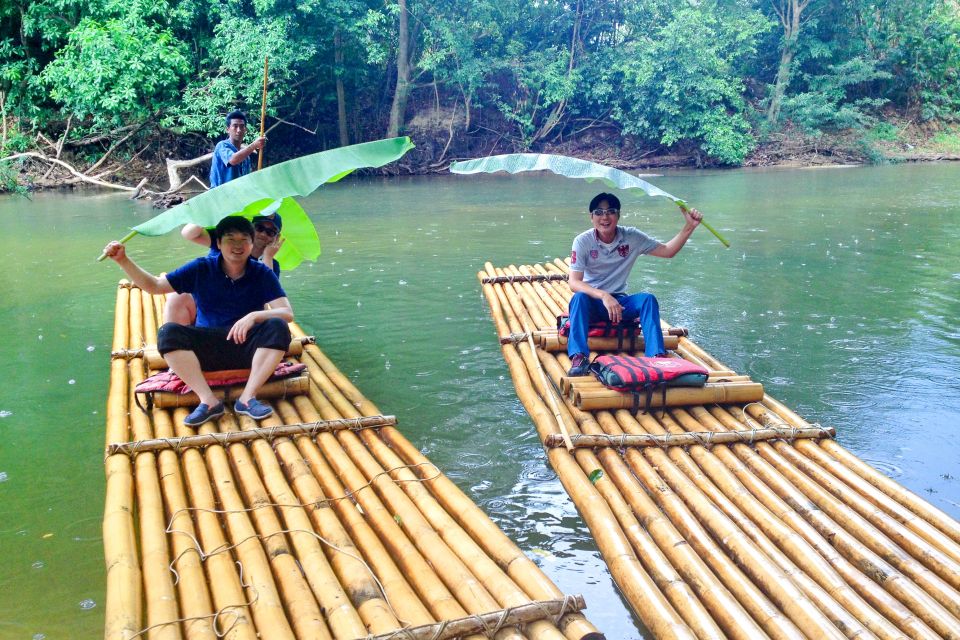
[589,355,708,392]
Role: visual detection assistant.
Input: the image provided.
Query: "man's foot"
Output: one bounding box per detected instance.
[234,398,273,420]
[184,402,224,427]
[567,353,590,376]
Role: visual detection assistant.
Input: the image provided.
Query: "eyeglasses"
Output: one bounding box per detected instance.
[592,208,620,216]
[255,224,278,237]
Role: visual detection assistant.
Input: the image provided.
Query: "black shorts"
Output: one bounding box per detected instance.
[157,319,291,371]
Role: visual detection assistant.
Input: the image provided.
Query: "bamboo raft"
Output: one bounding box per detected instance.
[102,281,605,640]
[479,260,960,640]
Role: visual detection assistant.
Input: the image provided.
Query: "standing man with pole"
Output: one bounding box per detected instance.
[209,110,265,187]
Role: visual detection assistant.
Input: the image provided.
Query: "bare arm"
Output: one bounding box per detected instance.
[228,137,266,166]
[649,208,703,258]
[226,296,294,344]
[569,270,626,324]
[181,224,211,247]
[102,241,175,295]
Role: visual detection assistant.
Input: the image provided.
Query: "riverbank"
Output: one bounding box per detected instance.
[2,116,958,196]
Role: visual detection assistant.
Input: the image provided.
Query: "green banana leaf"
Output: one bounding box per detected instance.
[106,137,416,268]
[450,153,729,247]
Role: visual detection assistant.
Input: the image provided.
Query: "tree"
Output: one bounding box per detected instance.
[766,0,820,125]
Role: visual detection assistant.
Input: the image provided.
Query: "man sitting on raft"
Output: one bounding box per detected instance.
[103,215,293,426]
[164,211,283,324]
[566,192,702,376]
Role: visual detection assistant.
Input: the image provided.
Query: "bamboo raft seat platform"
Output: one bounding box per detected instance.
[103,281,604,640]
[479,259,960,640]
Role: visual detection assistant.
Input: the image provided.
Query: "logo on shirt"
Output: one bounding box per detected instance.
[617,244,630,258]
[589,249,599,259]
[571,250,577,264]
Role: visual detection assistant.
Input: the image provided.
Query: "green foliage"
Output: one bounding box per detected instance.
[931,127,960,153]
[1,0,957,169]
[779,58,890,132]
[603,2,771,164]
[40,12,190,128]
[864,122,900,142]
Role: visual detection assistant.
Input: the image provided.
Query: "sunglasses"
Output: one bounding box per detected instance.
[592,208,620,216]
[255,224,278,237]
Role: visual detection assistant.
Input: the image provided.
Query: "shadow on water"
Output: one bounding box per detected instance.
[1,163,958,639]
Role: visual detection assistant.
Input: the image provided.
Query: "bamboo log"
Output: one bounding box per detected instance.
[363,597,586,640]
[172,406,259,640]
[481,273,569,284]
[130,289,182,640]
[560,373,748,395]
[707,405,960,638]
[543,425,836,448]
[106,415,397,456]
[152,409,220,640]
[537,333,680,352]
[756,395,960,547]
[202,413,328,640]
[103,280,143,640]
[146,374,308,408]
[572,382,765,411]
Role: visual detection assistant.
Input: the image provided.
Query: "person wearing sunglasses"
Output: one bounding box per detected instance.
[565,192,703,376]
[165,212,283,325]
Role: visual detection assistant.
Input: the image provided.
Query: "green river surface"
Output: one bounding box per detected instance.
[1,163,959,639]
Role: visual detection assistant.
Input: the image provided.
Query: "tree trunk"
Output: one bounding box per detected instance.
[334,29,350,147]
[766,0,810,126]
[387,0,411,138]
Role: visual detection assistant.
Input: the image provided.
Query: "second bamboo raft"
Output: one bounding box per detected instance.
[102,281,604,640]
[479,259,960,640]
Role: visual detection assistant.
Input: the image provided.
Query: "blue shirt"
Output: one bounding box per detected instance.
[209,140,250,187]
[165,255,286,329]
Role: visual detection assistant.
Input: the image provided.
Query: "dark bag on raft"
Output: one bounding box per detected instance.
[589,355,709,413]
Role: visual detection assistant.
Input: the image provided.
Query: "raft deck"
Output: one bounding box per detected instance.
[102,281,603,640]
[479,259,960,640]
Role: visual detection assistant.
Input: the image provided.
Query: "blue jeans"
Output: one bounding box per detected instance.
[566,291,665,358]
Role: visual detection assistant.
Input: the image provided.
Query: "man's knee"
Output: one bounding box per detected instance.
[157,322,196,355]
[569,291,591,311]
[252,318,291,350]
[163,293,196,325]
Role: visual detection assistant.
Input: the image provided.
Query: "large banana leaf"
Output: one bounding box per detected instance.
[103,137,415,267]
[450,153,729,247]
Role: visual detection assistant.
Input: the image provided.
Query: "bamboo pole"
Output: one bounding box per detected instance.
[171,406,259,640]
[543,425,836,448]
[153,408,220,640]
[756,395,960,547]
[146,374,308,408]
[225,408,371,640]
[572,382,765,411]
[282,386,530,640]
[536,333,680,352]
[258,57,268,170]
[363,597,586,640]
[107,415,397,456]
[104,280,143,640]
[707,405,960,638]
[130,289,182,640]
[202,412,328,640]
[377,431,604,640]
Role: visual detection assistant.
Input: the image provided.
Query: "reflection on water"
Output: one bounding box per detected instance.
[1,163,958,638]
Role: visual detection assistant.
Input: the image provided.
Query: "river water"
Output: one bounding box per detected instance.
[1,163,958,639]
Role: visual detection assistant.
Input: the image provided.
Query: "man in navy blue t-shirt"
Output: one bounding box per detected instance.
[209,110,265,187]
[103,216,293,427]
